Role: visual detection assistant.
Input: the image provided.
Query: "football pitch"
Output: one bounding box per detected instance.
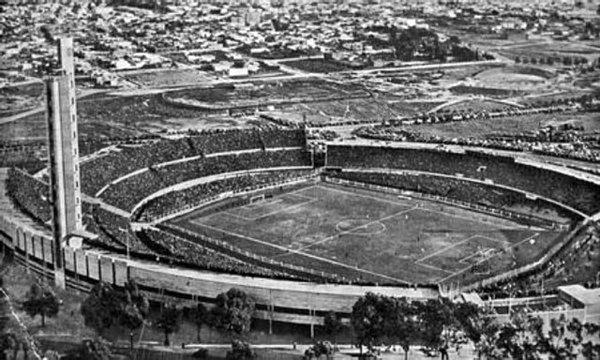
[171,183,565,285]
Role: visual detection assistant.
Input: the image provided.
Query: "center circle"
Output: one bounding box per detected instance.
[335,218,387,235]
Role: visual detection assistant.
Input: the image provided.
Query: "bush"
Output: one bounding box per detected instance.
[225,340,256,360]
[192,348,209,359]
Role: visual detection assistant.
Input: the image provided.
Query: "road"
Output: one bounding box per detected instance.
[1,57,507,125]
[0,88,111,125]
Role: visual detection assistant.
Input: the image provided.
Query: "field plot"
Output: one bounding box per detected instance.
[168,79,369,109]
[262,98,442,125]
[434,99,517,113]
[172,183,564,285]
[122,69,214,87]
[282,58,360,73]
[395,111,600,140]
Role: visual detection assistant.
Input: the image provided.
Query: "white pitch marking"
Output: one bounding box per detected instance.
[192,222,411,284]
[295,206,418,252]
[438,232,540,283]
[416,235,481,263]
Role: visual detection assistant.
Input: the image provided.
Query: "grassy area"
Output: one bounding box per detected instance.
[436,99,516,113]
[173,184,560,285]
[0,111,47,143]
[396,112,600,139]
[282,58,357,73]
[122,69,213,87]
[0,255,330,352]
[172,79,368,106]
[263,98,442,126]
[0,259,96,342]
[516,91,591,106]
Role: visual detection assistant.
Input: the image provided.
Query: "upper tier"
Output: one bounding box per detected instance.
[100,149,312,212]
[326,144,600,215]
[81,128,306,195]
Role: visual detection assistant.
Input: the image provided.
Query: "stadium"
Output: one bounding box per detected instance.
[3,126,599,327]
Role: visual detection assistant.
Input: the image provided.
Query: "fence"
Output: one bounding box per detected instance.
[322,176,586,292]
[323,176,568,230]
[160,223,345,284]
[141,171,319,223]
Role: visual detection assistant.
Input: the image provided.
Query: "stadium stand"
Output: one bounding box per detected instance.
[138,169,314,221]
[80,128,306,195]
[328,170,580,225]
[100,149,312,211]
[5,168,51,225]
[139,229,291,279]
[6,128,600,289]
[326,145,600,215]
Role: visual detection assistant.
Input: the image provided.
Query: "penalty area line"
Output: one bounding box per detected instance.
[193,222,411,285]
[294,206,418,253]
[438,232,540,283]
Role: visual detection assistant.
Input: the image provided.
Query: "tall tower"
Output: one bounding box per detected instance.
[46,37,83,288]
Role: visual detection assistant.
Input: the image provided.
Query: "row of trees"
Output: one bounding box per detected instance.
[8,278,600,360]
[80,282,256,358]
[514,55,589,66]
[1,276,55,360]
[346,292,600,360]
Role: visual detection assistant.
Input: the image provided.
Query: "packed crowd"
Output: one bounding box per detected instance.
[81,128,306,195]
[182,222,438,286]
[329,170,577,225]
[5,168,51,225]
[327,145,600,215]
[83,205,157,255]
[538,228,600,289]
[140,229,289,279]
[100,149,312,212]
[480,226,600,300]
[79,206,300,279]
[355,126,600,164]
[384,97,591,128]
[351,93,600,163]
[82,209,127,252]
[138,169,313,221]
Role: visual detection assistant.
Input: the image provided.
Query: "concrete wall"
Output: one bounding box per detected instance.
[1,210,597,326]
[0,212,436,326]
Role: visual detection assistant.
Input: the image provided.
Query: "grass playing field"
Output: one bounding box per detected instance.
[171,183,566,286]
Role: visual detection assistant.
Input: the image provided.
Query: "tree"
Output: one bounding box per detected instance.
[323,312,344,347]
[22,283,60,327]
[0,333,19,360]
[304,341,334,360]
[155,302,182,346]
[581,323,600,360]
[538,315,584,358]
[453,303,502,359]
[386,297,419,360]
[62,338,113,360]
[415,298,456,356]
[350,293,389,354]
[80,282,123,336]
[0,295,9,333]
[119,281,149,352]
[210,288,255,339]
[192,303,208,343]
[226,339,257,360]
[495,309,545,359]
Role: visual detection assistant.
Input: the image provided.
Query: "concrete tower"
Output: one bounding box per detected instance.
[46,37,83,288]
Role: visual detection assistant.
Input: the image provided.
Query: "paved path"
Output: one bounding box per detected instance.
[0,88,110,125]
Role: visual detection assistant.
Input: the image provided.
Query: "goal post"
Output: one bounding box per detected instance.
[249,194,265,204]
